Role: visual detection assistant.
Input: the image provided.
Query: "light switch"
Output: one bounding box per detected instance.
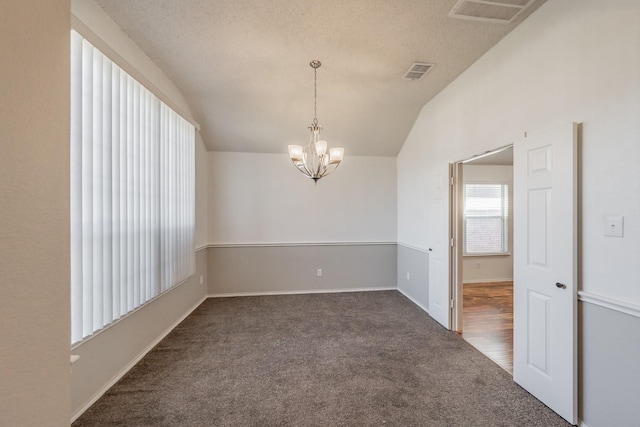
[604,216,624,237]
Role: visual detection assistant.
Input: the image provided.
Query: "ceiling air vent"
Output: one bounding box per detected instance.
[448,0,535,24]
[403,62,435,81]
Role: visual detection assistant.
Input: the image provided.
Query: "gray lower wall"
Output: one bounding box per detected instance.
[580,301,640,427]
[71,248,208,420]
[207,244,397,295]
[397,244,429,311]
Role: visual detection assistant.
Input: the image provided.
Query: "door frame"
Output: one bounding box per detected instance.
[447,126,579,424]
[449,144,514,332]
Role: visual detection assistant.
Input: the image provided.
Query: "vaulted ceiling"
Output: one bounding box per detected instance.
[95,0,546,156]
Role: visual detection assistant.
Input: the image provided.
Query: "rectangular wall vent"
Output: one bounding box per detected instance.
[448,0,535,24]
[403,62,435,80]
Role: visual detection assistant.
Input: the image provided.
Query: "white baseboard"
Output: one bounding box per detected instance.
[208,287,397,298]
[579,420,590,427]
[397,288,430,315]
[71,295,207,423]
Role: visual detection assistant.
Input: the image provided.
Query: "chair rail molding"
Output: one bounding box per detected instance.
[578,291,640,319]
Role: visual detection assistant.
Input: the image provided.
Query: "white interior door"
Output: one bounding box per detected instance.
[429,171,450,328]
[513,123,577,424]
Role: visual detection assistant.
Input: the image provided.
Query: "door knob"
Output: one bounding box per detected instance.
[555,282,566,289]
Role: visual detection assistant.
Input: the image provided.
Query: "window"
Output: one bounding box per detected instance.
[463,183,509,255]
[70,30,195,345]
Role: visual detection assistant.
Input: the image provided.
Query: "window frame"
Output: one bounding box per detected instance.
[462,181,510,256]
[70,29,196,346]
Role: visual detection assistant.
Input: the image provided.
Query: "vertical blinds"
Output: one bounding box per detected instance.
[463,183,509,254]
[70,30,195,345]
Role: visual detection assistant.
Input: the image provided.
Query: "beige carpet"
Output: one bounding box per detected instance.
[73,291,569,426]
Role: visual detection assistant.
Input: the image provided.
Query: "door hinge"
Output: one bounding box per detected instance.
[450,238,455,247]
[450,299,455,309]
[450,176,455,186]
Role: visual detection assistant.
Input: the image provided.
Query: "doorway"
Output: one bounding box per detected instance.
[451,146,514,374]
[448,124,578,423]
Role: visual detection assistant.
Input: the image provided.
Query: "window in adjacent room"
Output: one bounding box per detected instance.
[463,183,509,255]
[70,30,195,345]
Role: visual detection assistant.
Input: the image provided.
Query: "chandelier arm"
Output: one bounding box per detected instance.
[315,155,331,177]
[290,155,309,174]
[293,161,312,178]
[296,161,311,177]
[320,162,340,177]
[324,158,343,176]
[314,156,325,177]
[297,155,315,178]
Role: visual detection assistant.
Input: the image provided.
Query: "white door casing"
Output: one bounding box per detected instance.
[429,171,450,328]
[513,123,578,424]
[451,163,464,332]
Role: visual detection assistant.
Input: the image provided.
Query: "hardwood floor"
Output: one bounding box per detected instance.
[461,281,513,374]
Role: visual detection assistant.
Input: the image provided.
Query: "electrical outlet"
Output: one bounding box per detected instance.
[199,275,204,285]
[317,268,323,277]
[406,272,411,281]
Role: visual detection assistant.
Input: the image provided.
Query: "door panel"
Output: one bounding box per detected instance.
[527,290,551,375]
[514,123,577,424]
[528,189,550,267]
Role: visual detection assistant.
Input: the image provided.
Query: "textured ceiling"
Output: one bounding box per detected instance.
[95,0,546,156]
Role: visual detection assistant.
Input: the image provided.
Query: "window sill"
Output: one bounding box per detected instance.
[463,253,511,257]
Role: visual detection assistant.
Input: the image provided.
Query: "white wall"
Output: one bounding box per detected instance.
[0,1,71,425]
[462,165,513,283]
[206,152,397,296]
[397,1,640,424]
[398,0,640,305]
[208,152,397,244]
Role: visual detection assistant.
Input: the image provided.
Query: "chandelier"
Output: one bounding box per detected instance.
[288,60,344,183]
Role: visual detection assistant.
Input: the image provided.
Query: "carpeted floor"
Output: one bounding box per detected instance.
[73,291,569,426]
